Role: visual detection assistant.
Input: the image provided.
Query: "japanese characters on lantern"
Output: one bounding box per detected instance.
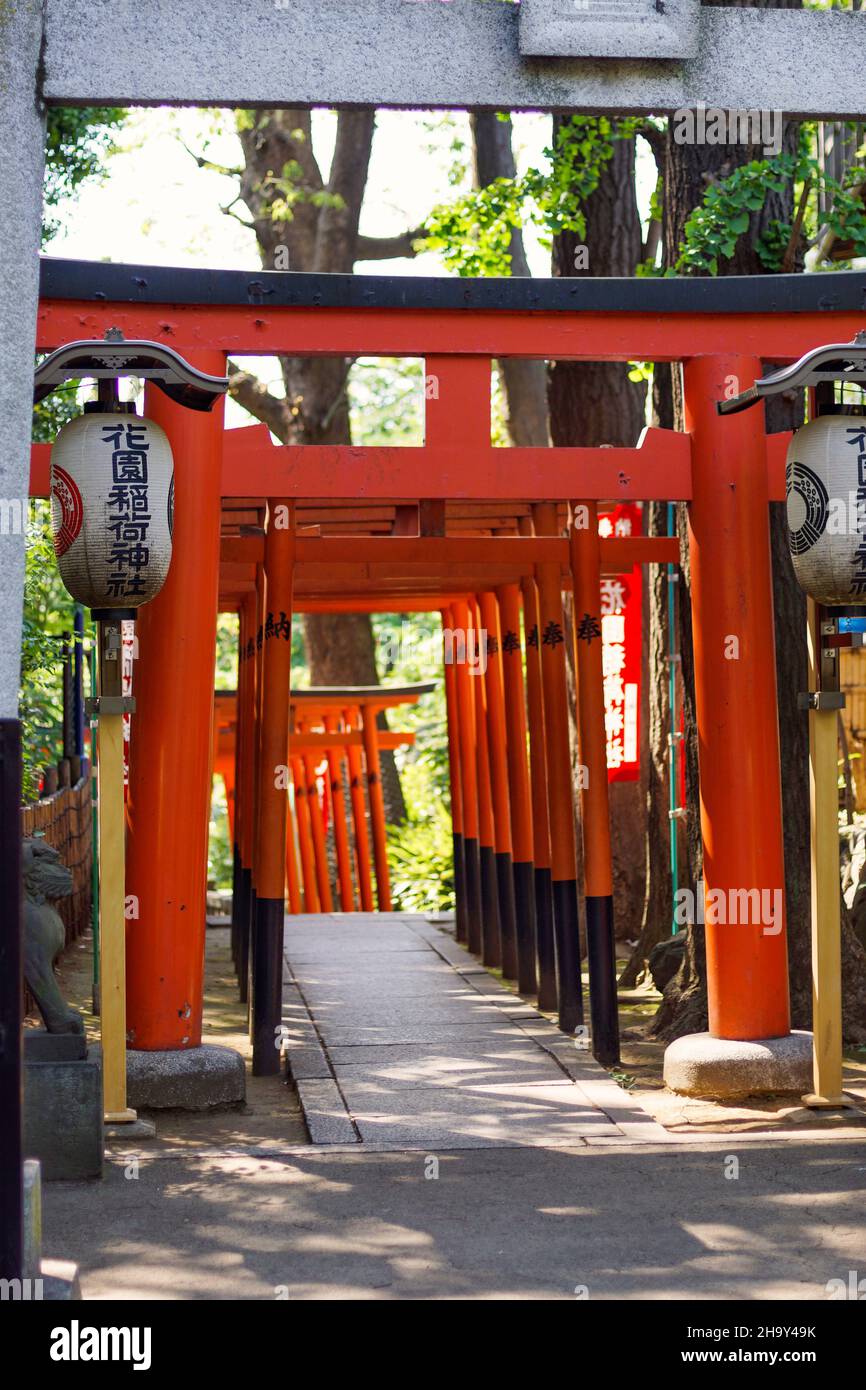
[50,411,174,613]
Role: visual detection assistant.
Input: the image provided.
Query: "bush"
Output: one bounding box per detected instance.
[387,802,455,914]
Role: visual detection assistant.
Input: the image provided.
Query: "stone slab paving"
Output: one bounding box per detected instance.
[282,913,670,1150]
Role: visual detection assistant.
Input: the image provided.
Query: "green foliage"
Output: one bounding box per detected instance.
[349,358,425,445]
[43,107,125,243]
[423,116,640,277]
[267,160,345,226]
[419,112,471,190]
[674,137,866,277]
[20,505,77,801]
[674,158,785,275]
[232,113,345,228]
[387,777,455,915]
[372,609,450,806]
[19,108,126,797]
[215,615,240,691]
[377,614,453,913]
[208,778,234,890]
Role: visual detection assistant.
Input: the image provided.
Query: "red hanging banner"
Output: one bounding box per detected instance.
[598,504,642,784]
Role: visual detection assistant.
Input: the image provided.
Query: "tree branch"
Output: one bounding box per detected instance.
[315,109,376,269]
[634,119,666,170]
[227,361,289,442]
[780,176,811,274]
[642,217,662,268]
[177,138,242,179]
[355,227,425,261]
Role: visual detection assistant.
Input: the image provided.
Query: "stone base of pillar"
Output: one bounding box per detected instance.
[663,1030,813,1100]
[123,1044,245,1111]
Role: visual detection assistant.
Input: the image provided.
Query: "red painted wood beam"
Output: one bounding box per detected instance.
[35,300,866,364]
[31,430,794,505]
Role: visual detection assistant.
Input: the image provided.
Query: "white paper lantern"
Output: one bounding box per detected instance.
[786,414,866,604]
[50,410,174,613]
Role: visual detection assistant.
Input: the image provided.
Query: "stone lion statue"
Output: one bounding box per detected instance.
[23,837,84,1035]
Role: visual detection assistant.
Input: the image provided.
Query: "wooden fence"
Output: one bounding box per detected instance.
[22,760,93,945]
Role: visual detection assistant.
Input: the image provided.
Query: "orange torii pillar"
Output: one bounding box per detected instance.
[230,647,241,974]
[519,535,557,1011]
[343,710,375,913]
[478,591,519,980]
[358,703,392,912]
[230,628,244,976]
[470,598,501,968]
[285,796,302,915]
[250,503,295,1075]
[570,501,620,1068]
[451,599,483,956]
[235,592,258,1000]
[126,354,225,1052]
[247,562,266,1012]
[497,583,538,996]
[532,504,584,1036]
[682,355,790,1044]
[298,721,334,913]
[441,608,467,944]
[290,753,320,913]
[323,714,357,911]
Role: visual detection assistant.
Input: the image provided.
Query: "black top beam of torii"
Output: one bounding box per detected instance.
[38,258,866,318]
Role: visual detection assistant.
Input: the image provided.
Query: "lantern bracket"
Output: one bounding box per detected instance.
[798,691,846,712]
[717,333,866,416]
[34,333,229,413]
[85,696,137,718]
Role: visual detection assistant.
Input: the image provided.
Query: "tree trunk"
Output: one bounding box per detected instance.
[619,368,676,986]
[231,108,409,822]
[471,113,550,448]
[547,125,648,944]
[651,0,866,1039]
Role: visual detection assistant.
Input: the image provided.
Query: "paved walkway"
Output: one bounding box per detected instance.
[282,913,669,1149]
[41,919,866,1299]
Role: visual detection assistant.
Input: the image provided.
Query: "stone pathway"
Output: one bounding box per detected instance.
[282,913,669,1150]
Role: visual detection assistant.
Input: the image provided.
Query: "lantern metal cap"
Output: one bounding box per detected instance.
[34,332,228,413]
[717,333,866,416]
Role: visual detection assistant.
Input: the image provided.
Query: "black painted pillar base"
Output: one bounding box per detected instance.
[479,844,501,968]
[453,831,468,944]
[553,878,584,1037]
[251,896,284,1076]
[239,870,253,1005]
[586,894,621,1067]
[464,837,483,956]
[0,719,23,1282]
[495,852,519,981]
[230,843,241,970]
[235,863,251,993]
[513,860,537,997]
[534,866,557,1013]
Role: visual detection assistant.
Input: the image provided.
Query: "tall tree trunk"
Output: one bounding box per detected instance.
[619,369,676,986]
[547,125,648,945]
[230,108,414,822]
[653,0,866,1038]
[471,113,550,447]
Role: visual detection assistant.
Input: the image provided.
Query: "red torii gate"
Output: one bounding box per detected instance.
[32,259,857,1077]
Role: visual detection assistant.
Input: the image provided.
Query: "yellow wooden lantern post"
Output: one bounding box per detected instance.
[93,617,136,1122]
[719,344,866,1111]
[802,599,848,1108]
